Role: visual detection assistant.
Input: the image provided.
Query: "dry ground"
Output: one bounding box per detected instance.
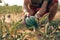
[54,11,60,20]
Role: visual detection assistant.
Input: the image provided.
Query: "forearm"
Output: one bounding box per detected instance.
[48,2,58,22]
[41,0,48,9]
[23,5,29,16]
[23,0,33,16]
[23,5,34,16]
[38,0,48,15]
[35,0,48,18]
[23,4,30,12]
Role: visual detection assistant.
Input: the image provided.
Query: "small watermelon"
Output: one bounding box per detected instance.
[25,16,38,28]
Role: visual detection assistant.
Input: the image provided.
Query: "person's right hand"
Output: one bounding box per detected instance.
[25,12,29,17]
[25,10,34,16]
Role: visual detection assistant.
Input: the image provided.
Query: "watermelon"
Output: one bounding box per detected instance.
[25,16,38,29]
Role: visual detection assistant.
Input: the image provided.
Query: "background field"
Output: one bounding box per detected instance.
[0,5,60,40]
[0,5,60,14]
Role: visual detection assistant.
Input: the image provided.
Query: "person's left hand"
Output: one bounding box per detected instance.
[35,12,41,19]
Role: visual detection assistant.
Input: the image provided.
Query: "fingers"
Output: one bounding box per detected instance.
[35,13,40,19]
[25,12,29,16]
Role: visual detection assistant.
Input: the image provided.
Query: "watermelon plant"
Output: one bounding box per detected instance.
[0,13,60,40]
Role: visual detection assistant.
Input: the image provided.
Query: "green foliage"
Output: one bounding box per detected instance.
[0,6,22,14]
[58,5,60,11]
[0,0,2,3]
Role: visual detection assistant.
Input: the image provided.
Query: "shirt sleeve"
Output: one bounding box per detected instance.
[53,0,58,3]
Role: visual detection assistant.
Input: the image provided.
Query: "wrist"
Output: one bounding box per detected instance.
[23,9,27,12]
[36,11,40,14]
[25,12,29,16]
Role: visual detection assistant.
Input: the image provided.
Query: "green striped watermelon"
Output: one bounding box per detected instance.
[25,16,38,29]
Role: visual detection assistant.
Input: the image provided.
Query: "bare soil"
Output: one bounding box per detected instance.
[54,11,60,20]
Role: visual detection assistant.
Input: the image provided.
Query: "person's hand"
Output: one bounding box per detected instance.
[25,9,34,16]
[35,12,41,19]
[35,8,46,18]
